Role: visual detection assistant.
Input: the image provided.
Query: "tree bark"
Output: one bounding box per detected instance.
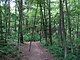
[18,0,23,43]
[65,0,73,53]
[59,0,67,58]
[48,0,52,45]
[0,1,3,41]
[7,0,11,35]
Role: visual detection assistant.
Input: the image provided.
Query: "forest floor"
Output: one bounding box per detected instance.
[0,41,56,60]
[21,41,56,60]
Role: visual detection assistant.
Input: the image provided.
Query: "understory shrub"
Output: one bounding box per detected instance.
[0,44,17,57]
[23,33,40,41]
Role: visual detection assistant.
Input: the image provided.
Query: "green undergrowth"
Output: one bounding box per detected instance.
[41,37,80,60]
[0,44,18,58]
[0,36,18,58]
[23,33,40,42]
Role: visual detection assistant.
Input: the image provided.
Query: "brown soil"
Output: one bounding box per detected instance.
[21,41,56,60]
[0,41,56,60]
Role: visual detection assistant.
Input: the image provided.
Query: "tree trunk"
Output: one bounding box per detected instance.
[7,0,11,35]
[59,0,67,58]
[65,0,73,53]
[0,1,3,42]
[5,0,7,43]
[18,0,23,43]
[48,0,52,45]
[44,0,48,44]
[39,1,43,42]
[14,0,17,32]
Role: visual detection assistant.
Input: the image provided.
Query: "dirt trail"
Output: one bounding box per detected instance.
[21,41,56,60]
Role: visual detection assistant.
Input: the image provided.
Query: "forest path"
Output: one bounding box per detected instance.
[21,41,56,60]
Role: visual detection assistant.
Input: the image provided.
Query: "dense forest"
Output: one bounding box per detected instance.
[0,0,80,60]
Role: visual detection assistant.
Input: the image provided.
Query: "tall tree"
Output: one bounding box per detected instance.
[59,0,67,58]
[48,0,52,45]
[0,0,3,43]
[39,0,43,42]
[33,1,38,41]
[14,0,17,32]
[7,0,11,35]
[43,0,48,44]
[18,0,23,43]
[5,0,8,43]
[76,0,79,38]
[65,0,73,53]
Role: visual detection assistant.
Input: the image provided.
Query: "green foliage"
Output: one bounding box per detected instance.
[74,38,80,48]
[41,38,64,60]
[33,33,40,41]
[64,53,78,60]
[23,33,40,41]
[0,44,17,57]
[46,45,63,57]
[0,0,80,60]
[23,33,32,41]
[41,36,80,60]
